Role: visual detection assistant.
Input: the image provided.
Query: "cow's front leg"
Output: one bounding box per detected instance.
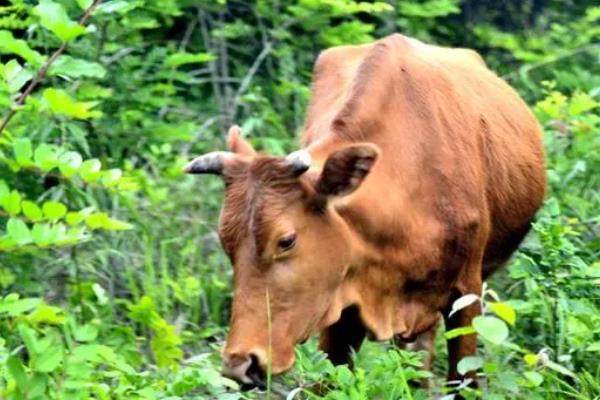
[443,290,481,386]
[319,305,366,365]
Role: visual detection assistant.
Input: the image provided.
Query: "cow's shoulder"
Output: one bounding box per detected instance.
[303,43,372,143]
[304,34,491,144]
[309,42,372,104]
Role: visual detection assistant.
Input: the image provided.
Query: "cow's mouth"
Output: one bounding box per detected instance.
[239,354,266,390]
[396,332,418,343]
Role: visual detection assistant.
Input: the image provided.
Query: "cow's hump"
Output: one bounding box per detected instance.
[302,34,489,145]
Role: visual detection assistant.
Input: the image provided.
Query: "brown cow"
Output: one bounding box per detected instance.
[185,34,545,390]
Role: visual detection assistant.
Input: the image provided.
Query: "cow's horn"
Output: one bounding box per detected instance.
[184,151,234,175]
[286,150,312,176]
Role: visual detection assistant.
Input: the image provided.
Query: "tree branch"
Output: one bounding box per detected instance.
[502,43,600,81]
[0,0,103,136]
[178,16,197,53]
[197,8,225,130]
[232,41,273,112]
[231,19,294,116]
[101,47,136,65]
[180,116,219,156]
[218,11,234,128]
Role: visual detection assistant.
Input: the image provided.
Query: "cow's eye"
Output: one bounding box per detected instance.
[277,234,297,252]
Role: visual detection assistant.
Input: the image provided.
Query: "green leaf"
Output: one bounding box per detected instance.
[22,201,44,222]
[0,180,9,202]
[489,302,517,326]
[320,21,375,47]
[587,342,600,352]
[34,0,87,42]
[449,293,479,317]
[0,297,40,315]
[17,323,40,356]
[164,52,215,68]
[545,360,576,378]
[33,144,59,171]
[444,326,476,340]
[0,30,45,67]
[50,223,65,244]
[79,158,102,182]
[66,212,82,226]
[85,212,131,231]
[28,373,48,399]
[399,0,461,18]
[96,0,144,15]
[65,207,93,226]
[102,217,133,231]
[58,151,83,177]
[85,212,107,229]
[472,316,509,345]
[7,355,29,393]
[568,91,598,116]
[50,55,107,79]
[31,223,55,247]
[74,324,98,342]
[77,82,113,99]
[4,190,22,215]
[34,345,63,372]
[63,226,88,245]
[101,169,122,187]
[7,218,32,245]
[28,304,66,325]
[523,353,538,366]
[76,0,94,10]
[92,283,108,305]
[42,88,101,119]
[457,355,484,375]
[523,371,543,387]
[1,59,33,93]
[13,138,33,166]
[72,344,112,364]
[42,201,67,221]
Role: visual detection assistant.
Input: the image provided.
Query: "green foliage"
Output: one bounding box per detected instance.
[0,0,598,399]
[33,0,87,42]
[128,295,183,368]
[0,30,45,67]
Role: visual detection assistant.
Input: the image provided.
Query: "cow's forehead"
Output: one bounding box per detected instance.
[219,157,305,259]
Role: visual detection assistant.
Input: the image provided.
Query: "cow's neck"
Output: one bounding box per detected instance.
[305,134,391,265]
[306,134,394,258]
[307,136,411,340]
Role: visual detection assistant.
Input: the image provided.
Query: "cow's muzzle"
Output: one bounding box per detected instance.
[222,352,266,389]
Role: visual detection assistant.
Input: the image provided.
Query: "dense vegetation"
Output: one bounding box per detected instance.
[0,0,598,399]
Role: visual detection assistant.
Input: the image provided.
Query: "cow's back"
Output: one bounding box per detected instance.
[303,34,545,278]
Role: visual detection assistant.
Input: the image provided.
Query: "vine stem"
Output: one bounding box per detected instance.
[0,0,103,136]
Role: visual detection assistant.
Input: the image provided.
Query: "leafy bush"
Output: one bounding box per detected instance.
[0,1,598,399]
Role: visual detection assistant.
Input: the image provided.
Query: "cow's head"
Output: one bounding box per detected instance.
[185,126,379,386]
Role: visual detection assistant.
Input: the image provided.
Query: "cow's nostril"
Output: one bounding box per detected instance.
[245,353,266,390]
[222,352,266,389]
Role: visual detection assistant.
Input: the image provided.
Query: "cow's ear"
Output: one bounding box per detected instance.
[227,125,256,156]
[315,143,380,197]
